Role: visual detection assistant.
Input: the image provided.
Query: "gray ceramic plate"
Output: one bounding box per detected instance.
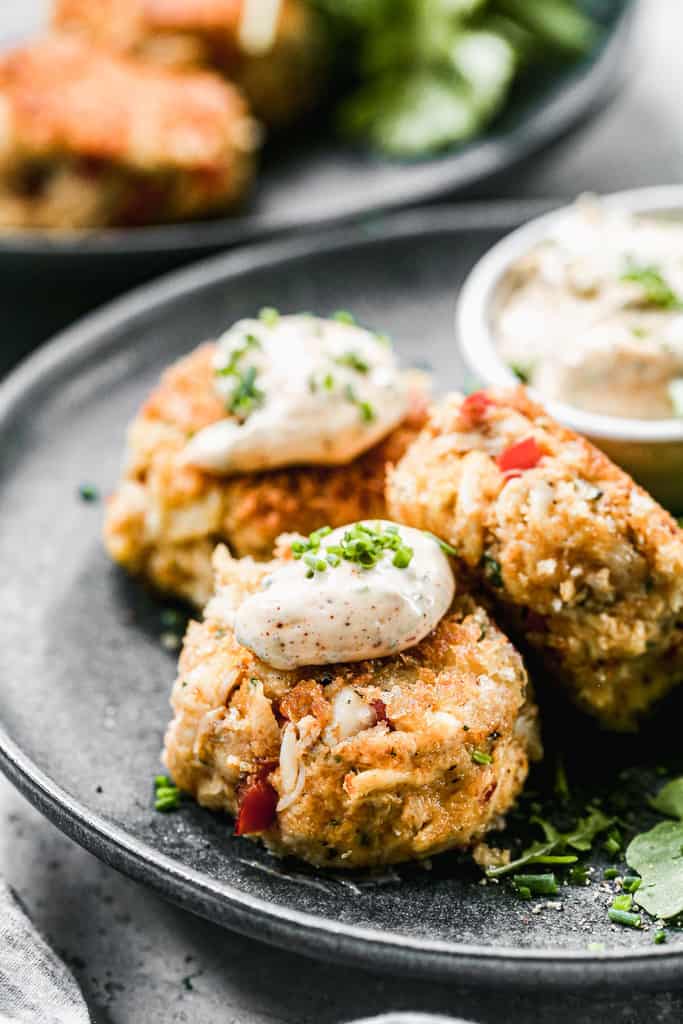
[0,204,681,990]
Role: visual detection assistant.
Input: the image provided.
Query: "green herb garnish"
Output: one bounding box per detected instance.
[259,307,280,326]
[228,365,265,421]
[154,774,182,812]
[654,929,667,944]
[509,362,533,385]
[424,531,458,557]
[78,483,99,502]
[293,522,413,575]
[512,873,559,897]
[335,350,370,373]
[608,908,641,929]
[486,808,614,879]
[332,310,356,325]
[482,554,503,588]
[472,749,493,766]
[621,262,682,309]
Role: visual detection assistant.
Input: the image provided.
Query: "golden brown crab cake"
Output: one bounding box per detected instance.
[104,339,429,607]
[53,0,325,128]
[387,388,683,731]
[163,543,540,868]
[0,35,256,230]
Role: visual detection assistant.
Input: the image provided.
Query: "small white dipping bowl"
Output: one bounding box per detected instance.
[456,185,683,512]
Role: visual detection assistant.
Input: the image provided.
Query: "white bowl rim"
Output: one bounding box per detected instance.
[456,184,683,443]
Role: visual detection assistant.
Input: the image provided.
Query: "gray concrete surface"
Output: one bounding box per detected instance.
[3,1,683,1021]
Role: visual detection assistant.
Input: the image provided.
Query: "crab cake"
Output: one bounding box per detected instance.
[388,387,683,731]
[0,35,256,230]
[104,314,429,606]
[53,0,325,128]
[163,528,540,868]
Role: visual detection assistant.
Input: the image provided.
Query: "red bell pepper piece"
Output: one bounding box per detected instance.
[459,391,494,428]
[496,436,542,474]
[234,777,278,836]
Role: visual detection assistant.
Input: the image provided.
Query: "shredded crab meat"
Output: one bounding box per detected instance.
[324,688,377,745]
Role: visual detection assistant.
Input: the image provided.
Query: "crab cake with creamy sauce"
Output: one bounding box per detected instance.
[163,523,540,868]
[0,35,256,230]
[104,312,429,606]
[388,387,683,731]
[53,0,325,128]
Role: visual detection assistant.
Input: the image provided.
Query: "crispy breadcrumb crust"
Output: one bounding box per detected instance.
[53,0,325,127]
[104,343,430,606]
[388,387,683,730]
[163,544,540,868]
[0,35,256,228]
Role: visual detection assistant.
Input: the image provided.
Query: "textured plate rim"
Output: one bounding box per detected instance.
[0,1,636,258]
[0,202,680,989]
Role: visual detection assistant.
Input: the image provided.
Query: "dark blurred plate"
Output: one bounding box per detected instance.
[0,203,681,990]
[0,0,634,364]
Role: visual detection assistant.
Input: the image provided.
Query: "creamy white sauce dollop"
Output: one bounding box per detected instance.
[496,198,683,420]
[183,314,409,474]
[232,522,455,670]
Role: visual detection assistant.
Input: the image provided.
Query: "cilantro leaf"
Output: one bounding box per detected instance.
[486,808,613,879]
[650,777,683,820]
[626,821,683,920]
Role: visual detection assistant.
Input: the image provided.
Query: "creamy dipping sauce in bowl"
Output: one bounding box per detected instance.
[496,198,683,420]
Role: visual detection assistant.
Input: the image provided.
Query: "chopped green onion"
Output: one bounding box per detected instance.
[654,929,667,945]
[612,893,633,912]
[424,531,458,557]
[472,749,493,766]
[78,483,99,502]
[621,876,641,894]
[603,867,619,880]
[512,873,559,896]
[154,774,182,812]
[608,908,641,929]
[259,307,280,326]
[335,350,370,373]
[392,546,413,569]
[332,310,356,325]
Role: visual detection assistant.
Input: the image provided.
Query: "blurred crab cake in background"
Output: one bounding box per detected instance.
[53,0,326,128]
[163,521,540,868]
[388,387,683,731]
[0,34,257,229]
[104,311,429,606]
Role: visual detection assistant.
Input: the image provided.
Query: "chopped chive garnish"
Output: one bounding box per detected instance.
[603,867,619,880]
[332,310,356,325]
[335,350,370,373]
[512,873,559,896]
[392,546,413,569]
[608,908,641,929]
[472,750,493,766]
[423,531,457,557]
[528,855,578,866]
[620,262,682,310]
[482,554,503,588]
[621,876,641,894]
[603,828,622,857]
[323,373,335,390]
[612,893,633,912]
[78,483,99,502]
[569,864,589,885]
[293,522,413,575]
[259,307,280,326]
[358,400,376,423]
[654,930,667,944]
[154,774,182,812]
